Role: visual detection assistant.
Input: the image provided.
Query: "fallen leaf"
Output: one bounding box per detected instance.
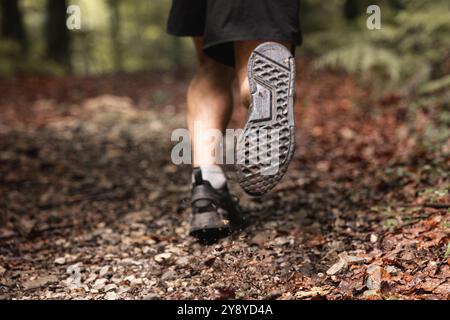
[154,253,172,263]
[365,265,383,291]
[295,286,331,299]
[16,217,35,237]
[22,275,58,291]
[326,259,347,275]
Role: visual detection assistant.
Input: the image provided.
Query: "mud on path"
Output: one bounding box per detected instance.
[0,65,448,300]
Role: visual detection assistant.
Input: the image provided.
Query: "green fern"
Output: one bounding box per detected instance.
[307,0,450,90]
[314,43,402,82]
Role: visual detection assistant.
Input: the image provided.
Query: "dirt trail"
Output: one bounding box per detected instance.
[0,65,448,300]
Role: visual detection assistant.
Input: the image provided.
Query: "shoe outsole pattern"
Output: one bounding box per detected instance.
[190,213,246,244]
[237,42,296,196]
[190,227,231,245]
[189,211,231,244]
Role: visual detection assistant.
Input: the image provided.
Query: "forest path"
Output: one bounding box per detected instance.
[0,66,448,299]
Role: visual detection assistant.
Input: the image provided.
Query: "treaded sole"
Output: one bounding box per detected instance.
[189,211,231,244]
[190,227,231,245]
[237,42,296,196]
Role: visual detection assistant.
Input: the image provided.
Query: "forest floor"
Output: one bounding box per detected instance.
[0,62,449,300]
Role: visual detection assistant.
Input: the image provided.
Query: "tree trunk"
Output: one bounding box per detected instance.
[343,0,360,21]
[109,0,123,72]
[0,0,27,54]
[45,0,71,70]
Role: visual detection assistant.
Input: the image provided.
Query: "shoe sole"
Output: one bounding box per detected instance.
[190,227,231,245]
[189,211,231,244]
[237,42,296,196]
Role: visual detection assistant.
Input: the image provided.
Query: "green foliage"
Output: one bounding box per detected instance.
[419,187,449,203]
[445,242,450,259]
[0,40,20,77]
[408,90,450,153]
[313,43,402,82]
[3,0,196,76]
[2,0,449,80]
[305,0,450,90]
[419,75,450,95]
[68,0,196,74]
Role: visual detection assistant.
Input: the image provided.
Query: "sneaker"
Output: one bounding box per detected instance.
[189,168,244,243]
[237,42,296,196]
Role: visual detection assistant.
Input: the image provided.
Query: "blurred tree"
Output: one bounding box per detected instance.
[0,0,27,54]
[45,0,70,70]
[343,0,360,21]
[108,0,123,71]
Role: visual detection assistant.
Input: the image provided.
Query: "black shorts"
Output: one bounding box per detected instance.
[167,0,302,66]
